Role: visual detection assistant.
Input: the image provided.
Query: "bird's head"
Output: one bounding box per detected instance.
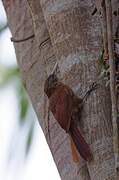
[44,74,58,94]
[44,62,60,97]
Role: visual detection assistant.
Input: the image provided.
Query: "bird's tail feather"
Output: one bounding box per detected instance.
[70,124,93,162]
[70,136,80,162]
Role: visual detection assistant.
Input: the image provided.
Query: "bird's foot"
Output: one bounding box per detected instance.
[88,82,99,92]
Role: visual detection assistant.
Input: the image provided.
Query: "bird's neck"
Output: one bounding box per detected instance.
[46,87,55,98]
[46,82,62,98]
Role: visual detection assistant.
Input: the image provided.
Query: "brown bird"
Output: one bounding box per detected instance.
[44,73,96,162]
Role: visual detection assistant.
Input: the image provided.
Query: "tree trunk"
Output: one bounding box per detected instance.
[2,0,119,179]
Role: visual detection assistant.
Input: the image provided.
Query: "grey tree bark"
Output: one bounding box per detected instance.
[2,0,119,179]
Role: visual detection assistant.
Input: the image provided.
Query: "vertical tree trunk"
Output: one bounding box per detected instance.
[2,0,119,179]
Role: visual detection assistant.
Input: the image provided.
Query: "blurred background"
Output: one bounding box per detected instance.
[0,1,60,179]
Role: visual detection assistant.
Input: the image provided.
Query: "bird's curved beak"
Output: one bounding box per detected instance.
[51,62,59,76]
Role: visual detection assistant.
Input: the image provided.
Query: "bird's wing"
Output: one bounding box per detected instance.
[50,86,73,132]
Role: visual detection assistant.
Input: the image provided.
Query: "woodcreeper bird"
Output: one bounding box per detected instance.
[44,72,97,162]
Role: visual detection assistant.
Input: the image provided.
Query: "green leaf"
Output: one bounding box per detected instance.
[0,66,20,87]
[20,95,29,122]
[18,86,29,124]
[0,65,30,123]
[25,123,34,155]
[0,23,8,34]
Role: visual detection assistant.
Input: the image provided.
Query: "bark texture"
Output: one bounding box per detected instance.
[2,0,119,179]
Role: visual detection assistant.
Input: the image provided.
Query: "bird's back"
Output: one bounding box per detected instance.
[49,83,74,132]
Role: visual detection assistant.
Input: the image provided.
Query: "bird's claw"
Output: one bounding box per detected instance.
[89,82,99,91]
[82,82,99,101]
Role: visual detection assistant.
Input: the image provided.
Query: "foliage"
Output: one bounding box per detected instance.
[0,65,19,86]
[0,0,34,162]
[0,23,8,33]
[25,122,35,155]
[0,64,34,156]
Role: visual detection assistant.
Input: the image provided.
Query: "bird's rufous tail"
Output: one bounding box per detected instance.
[70,136,80,162]
[69,124,93,162]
